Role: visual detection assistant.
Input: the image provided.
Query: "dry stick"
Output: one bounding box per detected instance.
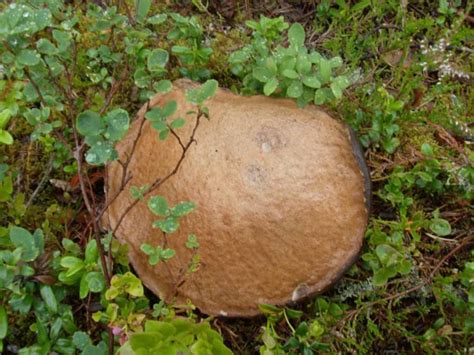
[25,153,55,209]
[70,112,115,355]
[111,110,203,236]
[170,127,186,150]
[118,100,151,187]
[24,69,45,103]
[99,65,129,115]
[60,36,112,286]
[95,100,152,224]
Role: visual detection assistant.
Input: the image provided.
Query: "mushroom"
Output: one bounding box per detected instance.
[104,79,370,317]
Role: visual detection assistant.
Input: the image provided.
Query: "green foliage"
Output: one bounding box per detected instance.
[58,239,106,299]
[124,318,232,354]
[229,17,350,106]
[168,13,213,80]
[147,195,196,234]
[76,109,130,165]
[105,272,144,300]
[0,226,93,354]
[356,87,403,154]
[258,304,329,354]
[0,0,472,353]
[185,79,218,106]
[140,244,176,266]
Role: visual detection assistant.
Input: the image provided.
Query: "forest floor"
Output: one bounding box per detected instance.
[0,0,473,354]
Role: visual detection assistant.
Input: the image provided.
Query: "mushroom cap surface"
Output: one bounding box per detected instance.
[104,80,370,317]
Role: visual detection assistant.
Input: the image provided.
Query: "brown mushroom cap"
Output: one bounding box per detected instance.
[104,80,370,317]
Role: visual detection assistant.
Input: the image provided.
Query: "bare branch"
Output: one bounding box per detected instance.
[110,109,203,236]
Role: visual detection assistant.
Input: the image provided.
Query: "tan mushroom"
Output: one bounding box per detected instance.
[104,79,370,317]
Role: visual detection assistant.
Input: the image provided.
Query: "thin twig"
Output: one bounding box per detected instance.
[111,110,203,236]
[99,65,129,115]
[25,153,55,209]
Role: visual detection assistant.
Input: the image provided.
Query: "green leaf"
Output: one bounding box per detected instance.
[186,80,218,105]
[375,244,400,266]
[382,137,400,154]
[170,118,186,129]
[33,9,52,30]
[140,244,155,255]
[134,68,151,88]
[0,306,7,340]
[104,109,129,141]
[40,285,58,314]
[263,77,279,96]
[86,141,116,165]
[84,240,98,264]
[201,79,219,101]
[302,76,321,89]
[32,229,44,256]
[282,69,299,79]
[159,128,170,140]
[330,82,343,99]
[60,256,84,270]
[373,268,390,286]
[314,88,328,105]
[160,248,175,260]
[319,58,331,83]
[123,272,143,297]
[147,49,169,71]
[296,54,311,74]
[148,254,160,266]
[79,274,89,299]
[10,226,38,261]
[76,111,104,137]
[329,56,343,68]
[333,75,350,89]
[252,67,273,83]
[0,130,13,145]
[186,234,199,249]
[85,272,105,293]
[171,201,196,217]
[136,0,152,23]
[153,216,179,234]
[162,100,177,118]
[265,57,278,74]
[151,121,167,132]
[73,331,92,350]
[288,23,305,49]
[0,110,11,129]
[36,38,57,55]
[430,218,452,237]
[295,322,309,337]
[145,108,164,122]
[421,143,434,156]
[148,196,169,216]
[154,80,172,93]
[17,49,40,66]
[287,81,303,98]
[148,14,167,25]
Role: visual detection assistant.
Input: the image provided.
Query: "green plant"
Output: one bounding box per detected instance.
[122,318,232,354]
[258,304,329,354]
[58,239,106,299]
[356,87,404,154]
[229,17,351,106]
[0,0,472,353]
[168,13,213,80]
[0,226,93,354]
